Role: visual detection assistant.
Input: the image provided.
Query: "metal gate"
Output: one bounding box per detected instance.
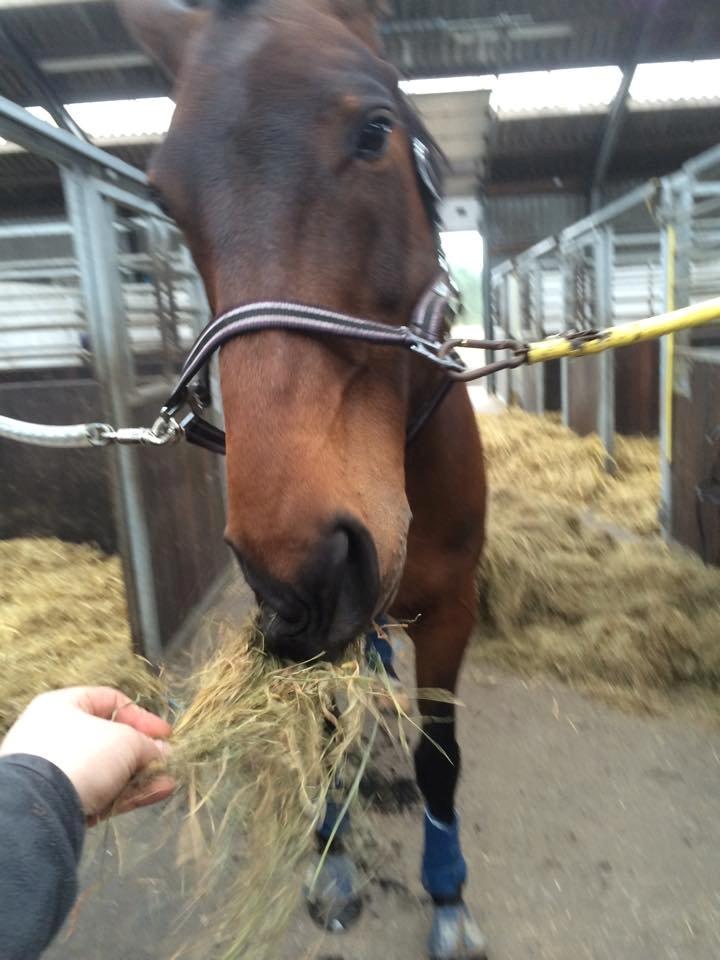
[0,97,229,660]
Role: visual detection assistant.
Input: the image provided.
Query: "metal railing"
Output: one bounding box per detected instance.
[490,140,720,543]
[0,95,229,661]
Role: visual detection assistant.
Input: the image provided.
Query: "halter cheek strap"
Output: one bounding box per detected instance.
[161,275,464,456]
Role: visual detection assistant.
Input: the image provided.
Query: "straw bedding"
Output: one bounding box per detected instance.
[476,408,661,536]
[2,411,717,726]
[0,538,158,735]
[475,410,720,710]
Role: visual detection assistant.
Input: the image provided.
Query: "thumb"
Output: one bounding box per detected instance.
[126,729,171,776]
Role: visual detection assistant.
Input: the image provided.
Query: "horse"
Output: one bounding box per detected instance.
[117,1,488,956]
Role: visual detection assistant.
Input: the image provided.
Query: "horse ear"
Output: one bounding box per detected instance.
[330,0,391,50]
[116,0,208,79]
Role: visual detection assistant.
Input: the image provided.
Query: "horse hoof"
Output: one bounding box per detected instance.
[304,851,363,933]
[428,902,488,960]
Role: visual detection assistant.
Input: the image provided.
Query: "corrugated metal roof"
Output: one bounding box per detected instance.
[1,0,719,215]
[0,1,168,104]
[2,0,720,106]
[383,0,720,77]
[489,104,720,184]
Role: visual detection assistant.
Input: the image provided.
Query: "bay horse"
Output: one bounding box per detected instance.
[117,0,487,956]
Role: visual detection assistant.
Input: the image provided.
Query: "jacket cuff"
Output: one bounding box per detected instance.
[1,754,85,861]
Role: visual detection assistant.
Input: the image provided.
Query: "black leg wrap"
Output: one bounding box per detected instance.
[414,712,461,825]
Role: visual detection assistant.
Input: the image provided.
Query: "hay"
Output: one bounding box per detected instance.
[0,538,159,734]
[1,538,410,959]
[476,411,720,707]
[164,618,410,960]
[477,408,661,535]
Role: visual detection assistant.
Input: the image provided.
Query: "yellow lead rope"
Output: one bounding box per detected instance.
[525,296,720,367]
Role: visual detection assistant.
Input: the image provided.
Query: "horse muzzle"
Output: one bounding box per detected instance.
[238,515,381,662]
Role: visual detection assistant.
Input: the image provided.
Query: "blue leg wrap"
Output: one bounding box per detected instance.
[317,799,350,843]
[421,810,467,900]
[365,616,399,680]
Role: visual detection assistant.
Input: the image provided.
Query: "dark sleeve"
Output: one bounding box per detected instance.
[0,754,85,960]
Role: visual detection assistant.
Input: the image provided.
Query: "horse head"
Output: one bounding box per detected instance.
[118,0,443,661]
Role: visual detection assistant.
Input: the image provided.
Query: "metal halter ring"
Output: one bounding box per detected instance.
[438,337,530,382]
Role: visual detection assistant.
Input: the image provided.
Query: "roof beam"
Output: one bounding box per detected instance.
[589,0,670,210]
[0,21,87,139]
[590,63,636,210]
[0,0,101,6]
[40,52,150,74]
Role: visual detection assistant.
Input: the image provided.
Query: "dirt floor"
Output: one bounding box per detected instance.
[45,577,720,960]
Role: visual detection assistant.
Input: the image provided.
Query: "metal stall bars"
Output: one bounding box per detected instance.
[490,235,567,415]
[660,145,720,561]
[489,142,720,560]
[491,185,665,448]
[0,96,229,661]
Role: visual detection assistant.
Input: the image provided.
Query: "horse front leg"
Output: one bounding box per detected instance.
[304,713,363,932]
[409,578,488,960]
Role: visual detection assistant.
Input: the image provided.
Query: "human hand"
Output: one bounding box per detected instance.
[0,687,175,824]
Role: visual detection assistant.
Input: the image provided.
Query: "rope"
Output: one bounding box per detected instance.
[0,414,106,449]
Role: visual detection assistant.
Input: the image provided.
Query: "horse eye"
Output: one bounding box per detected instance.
[355,112,394,161]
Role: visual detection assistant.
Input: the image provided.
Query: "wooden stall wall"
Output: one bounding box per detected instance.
[0,380,116,552]
[511,361,561,415]
[133,398,229,646]
[614,342,660,436]
[671,351,720,565]
[565,349,659,438]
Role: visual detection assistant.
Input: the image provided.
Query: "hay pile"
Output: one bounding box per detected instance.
[476,411,720,707]
[0,538,158,734]
[477,408,661,535]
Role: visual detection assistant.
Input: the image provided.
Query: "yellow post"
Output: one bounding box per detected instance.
[663,225,676,465]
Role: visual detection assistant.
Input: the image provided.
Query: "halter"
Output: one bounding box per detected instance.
[160,135,467,456]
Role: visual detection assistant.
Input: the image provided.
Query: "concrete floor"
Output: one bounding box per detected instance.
[45,588,720,960]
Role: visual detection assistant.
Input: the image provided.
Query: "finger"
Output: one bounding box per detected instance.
[71,688,173,738]
[87,775,177,826]
[113,702,173,739]
[72,687,136,719]
[129,731,171,775]
[113,775,177,815]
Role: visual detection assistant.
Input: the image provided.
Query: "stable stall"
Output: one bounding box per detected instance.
[0,98,229,659]
[490,143,720,565]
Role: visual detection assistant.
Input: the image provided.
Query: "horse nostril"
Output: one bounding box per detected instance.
[321,516,380,642]
[229,516,380,659]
